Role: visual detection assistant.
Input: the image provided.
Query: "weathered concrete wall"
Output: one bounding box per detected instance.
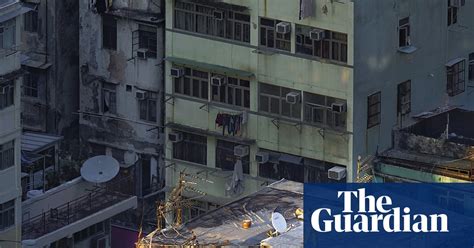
[78,0,165,198]
[353,0,474,178]
[20,0,80,155]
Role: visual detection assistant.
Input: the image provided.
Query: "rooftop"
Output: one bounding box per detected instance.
[139,180,303,247]
[377,108,474,181]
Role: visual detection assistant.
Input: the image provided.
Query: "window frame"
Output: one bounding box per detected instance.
[24,11,38,33]
[101,82,117,114]
[0,199,15,231]
[174,67,209,100]
[303,92,346,129]
[259,82,301,120]
[23,73,39,98]
[172,132,207,165]
[138,24,157,58]
[447,59,466,97]
[259,17,291,52]
[215,140,250,174]
[0,80,14,110]
[102,15,117,50]
[0,140,15,171]
[174,0,251,44]
[397,80,411,116]
[469,53,474,82]
[367,92,381,128]
[0,18,16,49]
[211,75,250,108]
[448,1,458,26]
[139,91,158,122]
[398,17,410,48]
[295,24,348,63]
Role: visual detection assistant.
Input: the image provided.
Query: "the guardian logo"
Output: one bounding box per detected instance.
[311,188,449,233]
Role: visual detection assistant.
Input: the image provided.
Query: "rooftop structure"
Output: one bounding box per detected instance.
[138,180,303,247]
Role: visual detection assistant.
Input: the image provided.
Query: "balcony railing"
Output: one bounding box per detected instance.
[22,176,134,240]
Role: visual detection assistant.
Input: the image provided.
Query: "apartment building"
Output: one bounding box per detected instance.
[163,0,474,215]
[0,1,28,246]
[78,0,165,235]
[20,0,80,149]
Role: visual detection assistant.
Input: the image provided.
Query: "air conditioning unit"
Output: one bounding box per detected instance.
[168,132,183,143]
[255,152,269,164]
[285,92,301,104]
[331,102,347,113]
[135,90,146,100]
[309,28,326,41]
[213,10,224,20]
[449,0,463,7]
[136,49,148,60]
[170,67,184,78]
[234,145,249,157]
[276,22,291,34]
[328,166,347,181]
[211,75,226,86]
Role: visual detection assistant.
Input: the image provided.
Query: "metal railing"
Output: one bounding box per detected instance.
[22,176,134,240]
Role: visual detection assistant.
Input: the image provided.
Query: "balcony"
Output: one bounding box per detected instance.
[21,175,137,246]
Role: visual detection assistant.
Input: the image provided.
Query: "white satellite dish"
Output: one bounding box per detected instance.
[123,150,138,167]
[271,212,288,233]
[81,155,120,183]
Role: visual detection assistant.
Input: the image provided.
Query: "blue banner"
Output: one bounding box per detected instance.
[304,183,474,248]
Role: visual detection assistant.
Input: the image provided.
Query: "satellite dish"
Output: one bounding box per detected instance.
[271,212,287,233]
[81,155,120,183]
[123,150,138,167]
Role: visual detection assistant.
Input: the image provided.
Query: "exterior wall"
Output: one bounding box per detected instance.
[165,0,355,204]
[353,0,474,179]
[0,2,24,246]
[21,0,80,148]
[78,0,164,196]
[377,163,470,183]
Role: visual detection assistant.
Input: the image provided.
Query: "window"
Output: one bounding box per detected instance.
[0,141,14,171]
[174,67,208,100]
[101,82,116,114]
[102,15,117,50]
[260,18,291,51]
[447,59,465,96]
[259,82,301,119]
[23,73,39,98]
[139,91,157,122]
[0,200,15,231]
[212,76,250,108]
[24,11,38,33]
[295,25,347,63]
[137,25,157,58]
[0,81,14,109]
[215,140,249,174]
[448,0,458,26]
[398,17,410,47]
[0,18,16,49]
[174,0,251,43]
[173,132,207,165]
[367,92,381,128]
[469,53,474,82]
[397,80,411,116]
[303,92,346,129]
[73,221,105,243]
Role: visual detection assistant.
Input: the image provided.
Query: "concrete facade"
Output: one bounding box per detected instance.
[0,1,25,246]
[20,0,80,150]
[164,0,474,212]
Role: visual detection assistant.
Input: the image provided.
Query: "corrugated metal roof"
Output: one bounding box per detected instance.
[22,132,63,153]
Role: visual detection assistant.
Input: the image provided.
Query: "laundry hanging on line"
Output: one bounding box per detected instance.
[215,113,245,136]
